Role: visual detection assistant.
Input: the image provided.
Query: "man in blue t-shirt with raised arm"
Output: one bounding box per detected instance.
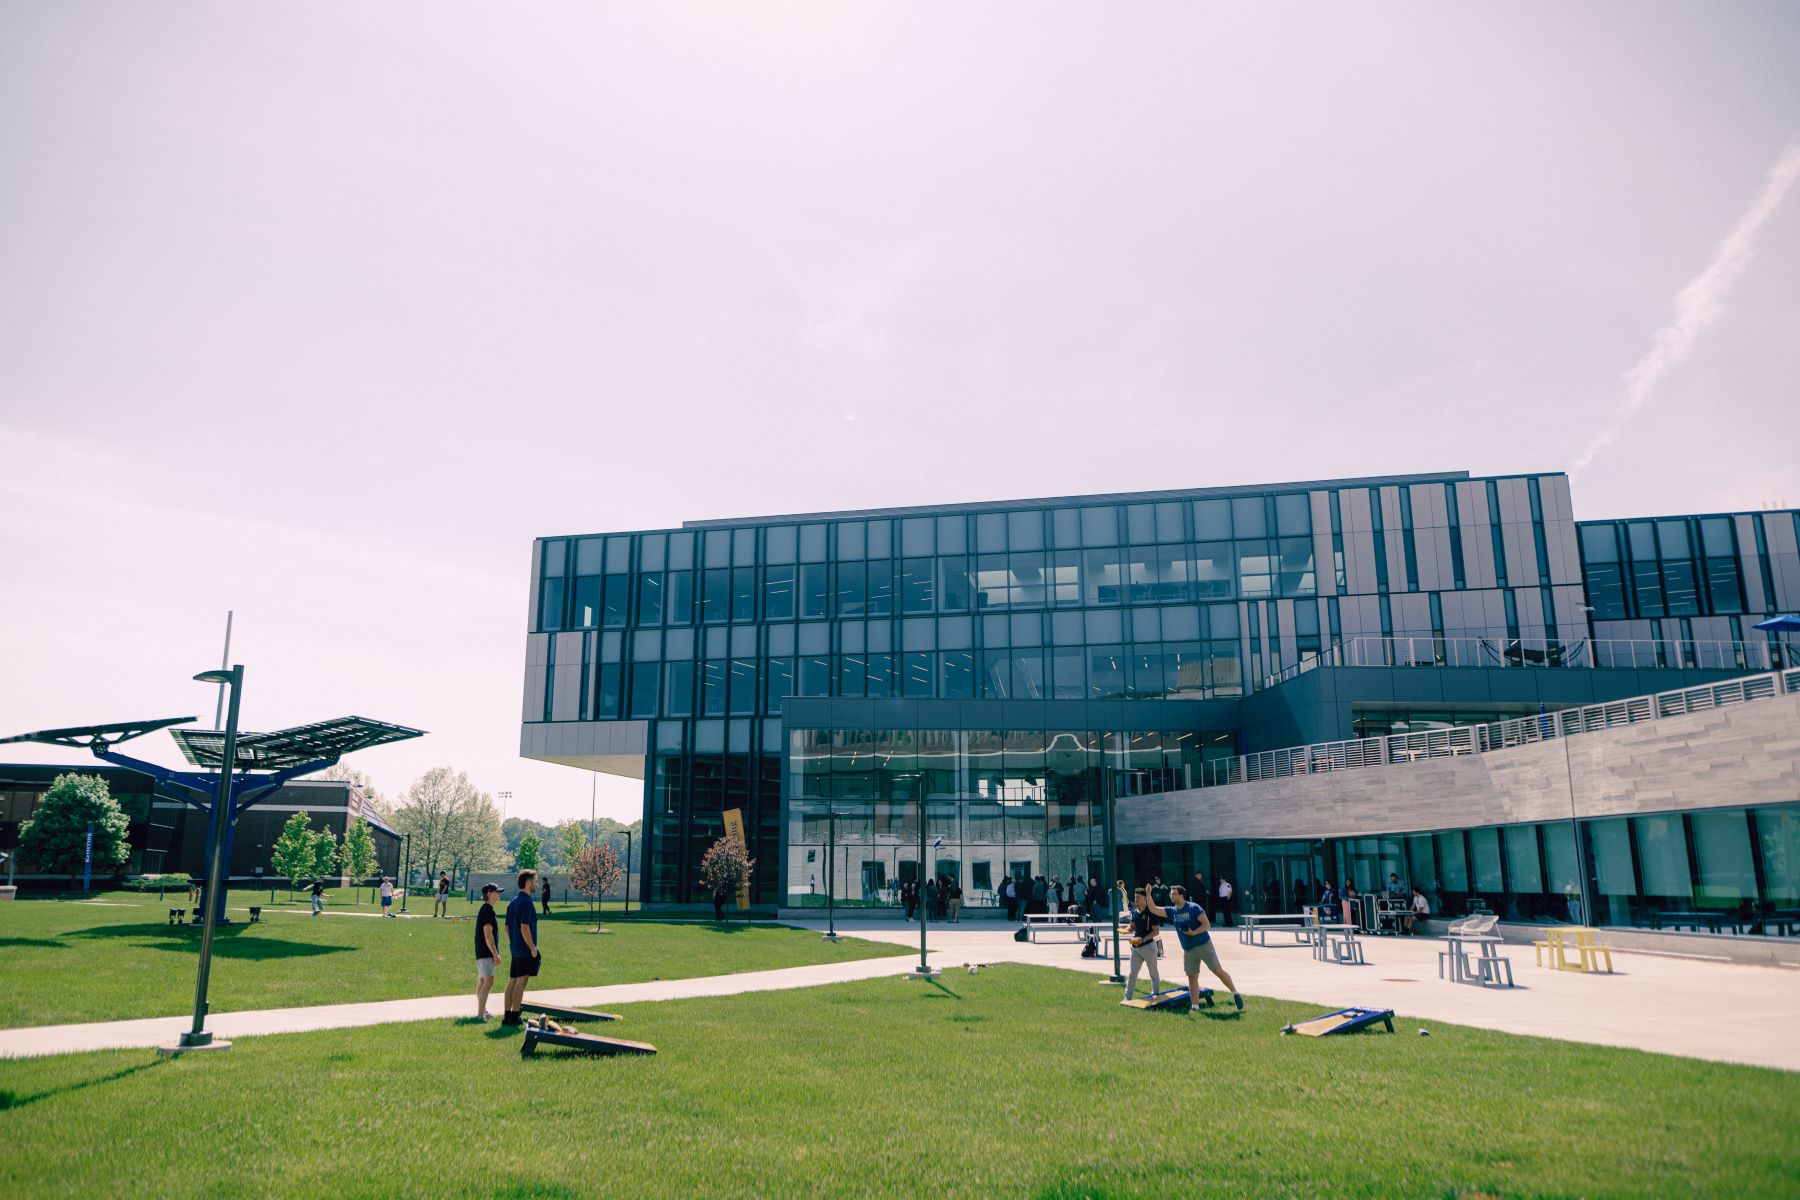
[501,870,541,1027]
[1146,884,1244,1013]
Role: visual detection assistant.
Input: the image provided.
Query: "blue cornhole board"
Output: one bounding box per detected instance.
[520,1017,656,1058]
[522,1002,620,1023]
[1286,1006,1394,1036]
[1122,986,1214,1010]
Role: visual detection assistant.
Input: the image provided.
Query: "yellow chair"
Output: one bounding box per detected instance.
[1533,927,1566,968]
[1569,927,1614,973]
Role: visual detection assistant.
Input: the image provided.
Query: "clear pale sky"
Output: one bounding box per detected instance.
[2,2,1797,825]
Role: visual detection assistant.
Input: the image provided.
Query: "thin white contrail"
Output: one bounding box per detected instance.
[1573,140,1800,475]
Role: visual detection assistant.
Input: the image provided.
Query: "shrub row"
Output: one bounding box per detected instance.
[120,873,194,892]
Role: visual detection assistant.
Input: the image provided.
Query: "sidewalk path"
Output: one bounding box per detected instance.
[792,919,1800,1073]
[0,952,915,1060]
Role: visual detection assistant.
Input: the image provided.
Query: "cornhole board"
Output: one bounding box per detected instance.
[522,1002,621,1023]
[1121,986,1214,1010]
[520,1019,657,1058]
[1286,1006,1394,1037]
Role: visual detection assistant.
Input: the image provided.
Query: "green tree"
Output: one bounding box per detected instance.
[556,819,588,870]
[338,818,378,899]
[515,833,541,871]
[18,773,130,889]
[311,829,339,880]
[269,812,316,893]
[392,768,506,882]
[504,817,559,867]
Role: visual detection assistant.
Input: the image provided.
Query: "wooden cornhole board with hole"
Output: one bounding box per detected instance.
[520,1017,657,1058]
[1121,986,1213,1010]
[522,1002,621,1023]
[1285,1006,1394,1037]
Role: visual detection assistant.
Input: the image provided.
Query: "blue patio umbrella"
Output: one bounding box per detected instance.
[1753,615,1800,670]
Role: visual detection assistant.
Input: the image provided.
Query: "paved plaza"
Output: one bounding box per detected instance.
[806,919,1800,1072]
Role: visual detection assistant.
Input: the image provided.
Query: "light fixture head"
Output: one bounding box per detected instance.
[193,670,233,685]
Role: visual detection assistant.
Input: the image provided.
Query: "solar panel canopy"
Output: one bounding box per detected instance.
[0,716,196,750]
[171,716,424,770]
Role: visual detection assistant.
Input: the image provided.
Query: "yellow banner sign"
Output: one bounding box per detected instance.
[722,808,751,910]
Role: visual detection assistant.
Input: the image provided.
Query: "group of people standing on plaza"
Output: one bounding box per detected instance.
[899,874,963,922]
[998,874,1111,922]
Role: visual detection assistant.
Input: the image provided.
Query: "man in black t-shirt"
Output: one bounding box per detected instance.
[474,884,501,1020]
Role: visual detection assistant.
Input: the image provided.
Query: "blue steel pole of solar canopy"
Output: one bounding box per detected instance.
[172,664,244,1053]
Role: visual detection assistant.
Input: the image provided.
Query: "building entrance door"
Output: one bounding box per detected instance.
[1251,843,1323,913]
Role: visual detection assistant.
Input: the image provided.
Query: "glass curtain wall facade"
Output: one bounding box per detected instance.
[1146,801,1800,939]
[784,724,1234,908]
[523,470,1595,906]
[1578,509,1800,668]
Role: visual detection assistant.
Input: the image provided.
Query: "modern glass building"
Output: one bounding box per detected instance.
[520,469,1800,932]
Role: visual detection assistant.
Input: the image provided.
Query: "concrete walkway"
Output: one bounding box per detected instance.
[794,919,1800,1072]
[0,953,916,1060]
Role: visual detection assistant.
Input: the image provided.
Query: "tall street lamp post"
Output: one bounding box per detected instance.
[822,805,840,942]
[171,664,244,1053]
[1101,773,1124,987]
[907,782,939,979]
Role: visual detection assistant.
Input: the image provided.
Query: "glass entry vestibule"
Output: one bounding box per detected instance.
[1248,840,1329,915]
[784,725,1221,909]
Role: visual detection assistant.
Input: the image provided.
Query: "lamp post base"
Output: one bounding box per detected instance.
[1098,977,1126,987]
[158,1035,232,1056]
[905,966,942,979]
[821,932,841,942]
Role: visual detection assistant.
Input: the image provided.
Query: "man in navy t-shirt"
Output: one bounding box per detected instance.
[1146,884,1244,1012]
[501,870,541,1027]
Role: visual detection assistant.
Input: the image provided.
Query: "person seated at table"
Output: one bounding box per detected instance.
[1342,879,1360,927]
[1406,887,1429,934]
[1316,880,1339,923]
[1386,872,1407,897]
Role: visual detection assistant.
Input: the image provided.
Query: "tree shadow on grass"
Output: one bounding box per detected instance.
[68,924,350,962]
[0,1059,167,1112]
[0,937,67,950]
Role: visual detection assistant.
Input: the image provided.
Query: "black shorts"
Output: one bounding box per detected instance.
[509,953,541,979]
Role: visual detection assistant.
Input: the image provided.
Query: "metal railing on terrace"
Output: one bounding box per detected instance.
[1179,667,1800,791]
[1262,634,1799,690]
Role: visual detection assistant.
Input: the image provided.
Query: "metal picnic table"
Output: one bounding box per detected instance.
[1238,913,1315,947]
[1439,933,1514,986]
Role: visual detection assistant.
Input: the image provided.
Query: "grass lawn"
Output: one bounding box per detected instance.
[0,892,900,1028]
[1,965,1794,1199]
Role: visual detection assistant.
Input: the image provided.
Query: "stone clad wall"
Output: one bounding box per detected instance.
[1118,690,1800,843]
